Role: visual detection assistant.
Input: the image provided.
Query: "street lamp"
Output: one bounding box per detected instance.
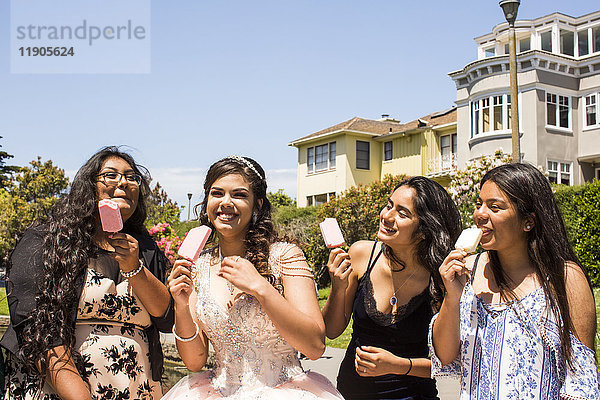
[500,0,521,162]
[187,193,193,221]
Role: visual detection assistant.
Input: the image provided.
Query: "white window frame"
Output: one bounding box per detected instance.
[576,24,600,58]
[306,141,336,175]
[383,141,393,162]
[539,29,553,53]
[439,133,457,171]
[595,167,600,181]
[470,93,511,137]
[545,92,571,131]
[583,93,599,129]
[547,159,572,186]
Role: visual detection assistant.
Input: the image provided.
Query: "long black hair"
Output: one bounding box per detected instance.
[382,176,462,312]
[480,162,590,368]
[16,146,150,387]
[195,156,277,275]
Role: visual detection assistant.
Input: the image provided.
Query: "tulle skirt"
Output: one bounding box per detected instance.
[162,370,344,399]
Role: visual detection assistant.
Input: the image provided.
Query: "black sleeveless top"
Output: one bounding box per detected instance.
[337,243,439,400]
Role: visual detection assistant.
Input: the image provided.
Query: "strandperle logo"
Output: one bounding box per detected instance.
[15,20,147,46]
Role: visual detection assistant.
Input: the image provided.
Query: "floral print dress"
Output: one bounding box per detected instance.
[5,262,161,400]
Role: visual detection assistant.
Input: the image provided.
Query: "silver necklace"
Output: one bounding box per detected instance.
[217,248,235,295]
[389,268,417,307]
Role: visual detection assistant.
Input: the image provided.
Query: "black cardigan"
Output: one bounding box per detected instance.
[0,225,174,382]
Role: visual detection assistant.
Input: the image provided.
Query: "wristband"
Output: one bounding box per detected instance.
[404,358,413,375]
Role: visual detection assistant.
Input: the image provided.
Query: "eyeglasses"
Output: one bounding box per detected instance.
[97,172,142,186]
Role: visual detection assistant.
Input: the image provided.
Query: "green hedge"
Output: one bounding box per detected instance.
[554,181,600,287]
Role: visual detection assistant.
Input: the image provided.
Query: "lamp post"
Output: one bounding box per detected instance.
[187,193,193,221]
[500,0,521,163]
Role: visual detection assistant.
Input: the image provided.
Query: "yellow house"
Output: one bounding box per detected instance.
[289,108,457,207]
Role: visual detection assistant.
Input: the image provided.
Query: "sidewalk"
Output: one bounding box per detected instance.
[301,347,459,400]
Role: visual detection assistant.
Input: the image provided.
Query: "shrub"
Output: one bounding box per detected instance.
[272,205,318,244]
[148,223,182,266]
[553,184,585,246]
[573,179,600,286]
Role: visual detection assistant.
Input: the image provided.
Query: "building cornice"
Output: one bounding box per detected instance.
[448,50,600,90]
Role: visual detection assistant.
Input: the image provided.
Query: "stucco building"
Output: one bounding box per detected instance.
[450,10,600,185]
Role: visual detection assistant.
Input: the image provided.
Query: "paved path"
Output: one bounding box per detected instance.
[301,347,460,400]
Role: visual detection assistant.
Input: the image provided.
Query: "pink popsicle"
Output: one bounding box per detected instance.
[177,226,212,262]
[319,218,345,248]
[98,199,123,232]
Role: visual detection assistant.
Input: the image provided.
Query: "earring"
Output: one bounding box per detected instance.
[526,225,531,230]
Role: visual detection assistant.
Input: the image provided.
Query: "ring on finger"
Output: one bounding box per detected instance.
[235,256,240,262]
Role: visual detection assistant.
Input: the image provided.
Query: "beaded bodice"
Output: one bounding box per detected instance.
[193,243,305,396]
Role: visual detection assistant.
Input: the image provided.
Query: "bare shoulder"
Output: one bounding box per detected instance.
[564,261,596,348]
[348,240,376,258]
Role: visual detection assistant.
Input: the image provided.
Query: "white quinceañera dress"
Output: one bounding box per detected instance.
[162,243,344,399]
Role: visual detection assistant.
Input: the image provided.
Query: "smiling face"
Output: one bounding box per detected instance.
[95,157,140,223]
[206,173,256,240]
[473,180,530,252]
[377,185,421,248]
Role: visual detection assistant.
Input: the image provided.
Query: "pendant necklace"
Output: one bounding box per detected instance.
[389,268,417,307]
[217,248,235,295]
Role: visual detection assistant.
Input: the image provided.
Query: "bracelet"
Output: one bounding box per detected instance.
[404,358,413,375]
[172,321,200,342]
[121,258,145,279]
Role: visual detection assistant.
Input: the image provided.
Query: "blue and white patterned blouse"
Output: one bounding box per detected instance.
[428,280,599,400]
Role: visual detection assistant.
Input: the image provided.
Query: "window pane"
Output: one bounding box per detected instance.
[541,31,552,52]
[329,142,336,168]
[493,96,503,130]
[440,135,452,170]
[560,173,570,185]
[315,194,327,206]
[472,101,480,137]
[504,43,509,55]
[384,141,393,161]
[306,196,313,206]
[560,30,574,56]
[307,147,314,173]
[586,95,597,126]
[594,26,600,53]
[578,30,589,56]
[315,144,328,170]
[483,108,490,132]
[356,141,370,170]
[507,95,512,128]
[485,47,495,57]
[519,37,530,52]
[559,96,569,128]
[547,94,556,126]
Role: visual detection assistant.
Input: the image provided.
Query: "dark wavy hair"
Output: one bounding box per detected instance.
[195,156,277,275]
[16,146,150,388]
[381,176,462,312]
[480,163,591,368]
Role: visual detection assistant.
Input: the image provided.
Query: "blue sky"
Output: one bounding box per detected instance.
[1,1,597,217]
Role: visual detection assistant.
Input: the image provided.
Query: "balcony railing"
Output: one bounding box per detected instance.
[426,153,457,176]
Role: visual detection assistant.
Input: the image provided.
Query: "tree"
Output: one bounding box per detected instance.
[145,182,182,228]
[267,189,296,208]
[0,136,20,189]
[0,158,69,267]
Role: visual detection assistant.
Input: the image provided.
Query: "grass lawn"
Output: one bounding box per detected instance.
[0,287,8,316]
[318,287,352,349]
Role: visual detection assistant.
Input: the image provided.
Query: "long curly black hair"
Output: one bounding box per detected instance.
[196,156,277,275]
[15,146,150,388]
[381,176,462,312]
[480,163,592,369]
